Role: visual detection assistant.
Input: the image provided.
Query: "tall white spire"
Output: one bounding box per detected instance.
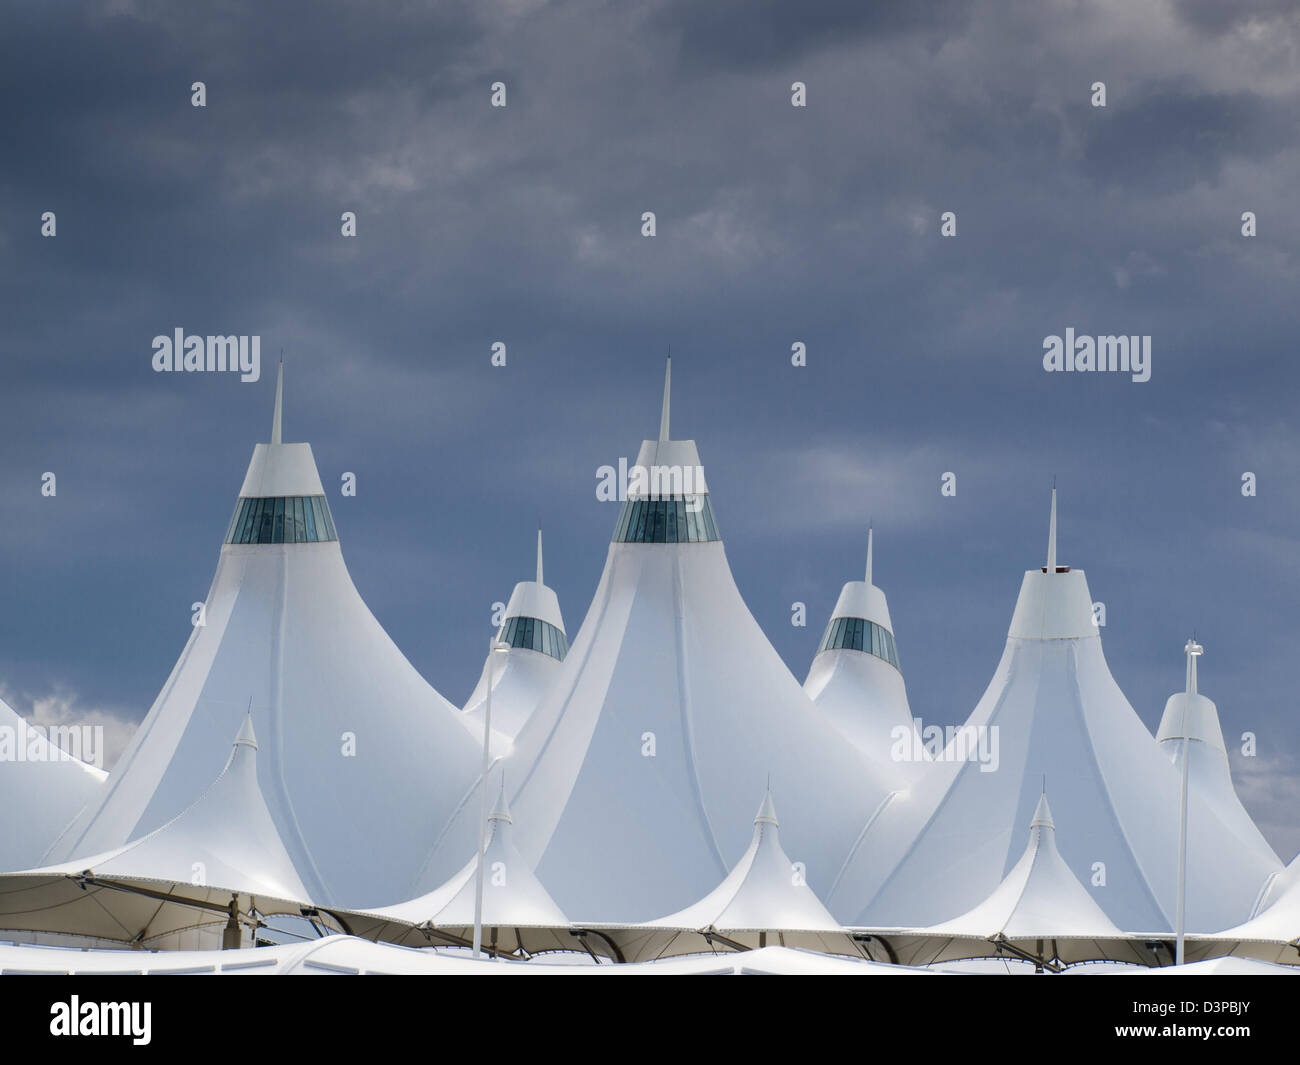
[270,361,283,445]
[1046,486,1057,572]
[658,357,671,442]
[1184,637,1202,696]
[536,529,544,586]
[866,525,874,585]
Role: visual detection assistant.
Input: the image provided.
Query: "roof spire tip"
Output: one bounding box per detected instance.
[1184,636,1203,695]
[270,362,284,445]
[658,357,672,441]
[1046,486,1057,572]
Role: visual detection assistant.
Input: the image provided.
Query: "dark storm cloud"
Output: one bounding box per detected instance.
[2,0,1299,857]
[651,0,971,73]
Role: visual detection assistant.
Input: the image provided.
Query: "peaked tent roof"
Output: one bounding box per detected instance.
[860,796,1154,969]
[647,790,844,933]
[803,527,918,771]
[46,369,490,908]
[0,696,105,872]
[927,795,1122,940]
[828,490,1281,934]
[0,719,326,950]
[408,360,894,922]
[463,530,568,741]
[344,778,585,959]
[585,791,863,963]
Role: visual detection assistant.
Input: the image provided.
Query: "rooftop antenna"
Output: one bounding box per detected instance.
[1175,636,1203,966]
[1046,483,1057,573]
[659,356,671,442]
[536,529,544,586]
[270,358,284,446]
[866,523,874,585]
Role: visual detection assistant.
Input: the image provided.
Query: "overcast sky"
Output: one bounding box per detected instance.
[3,0,1299,857]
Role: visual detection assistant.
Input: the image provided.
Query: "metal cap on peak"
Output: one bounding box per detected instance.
[1030,792,1054,831]
[233,713,258,751]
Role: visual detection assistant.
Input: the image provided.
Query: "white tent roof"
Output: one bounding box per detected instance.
[409,360,894,922]
[0,695,105,872]
[581,791,861,963]
[361,781,567,931]
[648,790,843,933]
[463,531,567,741]
[828,490,1281,934]
[36,716,311,901]
[0,719,320,950]
[46,367,489,908]
[1197,850,1300,963]
[345,780,578,958]
[857,796,1155,970]
[921,794,1124,940]
[803,528,917,769]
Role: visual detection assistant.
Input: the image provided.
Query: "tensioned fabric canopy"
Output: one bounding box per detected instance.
[856,795,1160,971]
[408,361,895,922]
[462,531,568,742]
[0,717,332,951]
[828,490,1281,934]
[803,528,919,777]
[583,791,867,963]
[0,695,104,872]
[47,367,491,909]
[344,779,593,961]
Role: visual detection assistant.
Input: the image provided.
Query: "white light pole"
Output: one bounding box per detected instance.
[472,637,509,960]
[1175,636,1202,967]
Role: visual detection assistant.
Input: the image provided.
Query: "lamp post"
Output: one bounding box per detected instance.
[472,637,509,960]
[1175,637,1202,967]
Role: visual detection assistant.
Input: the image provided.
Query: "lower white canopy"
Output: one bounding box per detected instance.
[0,874,336,952]
[0,718,326,950]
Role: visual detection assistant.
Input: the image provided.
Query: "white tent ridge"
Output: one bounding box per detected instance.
[828,490,1282,934]
[803,526,919,777]
[859,795,1160,971]
[407,359,895,920]
[0,718,331,951]
[0,695,105,873]
[45,367,490,908]
[587,790,865,963]
[344,778,586,960]
[462,530,568,742]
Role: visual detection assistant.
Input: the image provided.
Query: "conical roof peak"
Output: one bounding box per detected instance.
[633,357,706,484]
[489,775,513,825]
[1030,792,1054,830]
[754,788,779,827]
[235,372,326,498]
[234,713,258,750]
